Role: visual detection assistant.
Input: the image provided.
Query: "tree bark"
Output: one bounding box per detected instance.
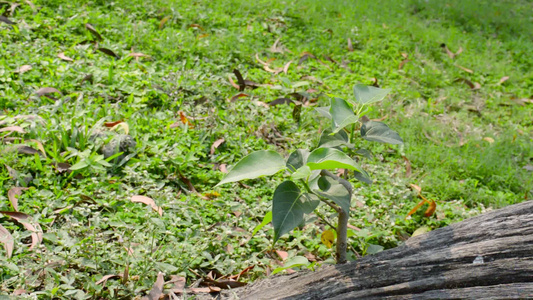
[221,200,533,299]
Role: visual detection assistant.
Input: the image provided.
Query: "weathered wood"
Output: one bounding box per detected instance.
[222,200,533,299]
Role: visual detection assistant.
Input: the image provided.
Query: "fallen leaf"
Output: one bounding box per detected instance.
[85,23,103,41]
[0,211,42,249]
[97,48,120,59]
[210,138,225,155]
[229,265,254,280]
[122,265,129,285]
[275,250,288,261]
[189,287,212,294]
[96,274,122,285]
[269,37,286,53]
[159,15,171,29]
[12,289,27,296]
[81,74,93,84]
[143,272,165,300]
[523,165,533,172]
[104,120,123,127]
[0,126,25,134]
[400,52,408,58]
[269,98,293,106]
[8,187,28,211]
[321,229,335,248]
[230,93,249,102]
[4,164,18,178]
[219,164,227,173]
[454,78,481,90]
[440,43,462,59]
[228,74,240,89]
[455,65,473,73]
[0,224,14,258]
[347,38,354,52]
[409,184,422,194]
[131,195,163,216]
[203,192,221,199]
[189,23,204,30]
[0,16,15,25]
[57,53,73,61]
[483,137,495,143]
[399,59,410,70]
[35,87,62,97]
[129,52,150,60]
[424,200,437,217]
[402,155,412,177]
[168,275,186,294]
[179,111,193,128]
[16,145,42,156]
[283,60,292,74]
[15,65,32,74]
[498,76,509,84]
[197,33,209,39]
[203,278,247,289]
[406,199,427,219]
[27,140,46,158]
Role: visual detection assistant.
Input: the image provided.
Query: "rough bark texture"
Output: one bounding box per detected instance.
[221,200,533,299]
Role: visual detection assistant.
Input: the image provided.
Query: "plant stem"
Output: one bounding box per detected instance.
[320,170,352,264]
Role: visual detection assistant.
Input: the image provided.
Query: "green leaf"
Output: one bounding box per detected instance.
[272,181,320,243]
[315,106,331,119]
[329,98,358,133]
[318,128,351,148]
[360,121,403,144]
[366,243,384,255]
[307,148,362,172]
[353,84,391,105]
[354,149,373,159]
[291,165,311,180]
[286,149,310,171]
[70,160,88,170]
[271,256,309,275]
[216,150,285,186]
[312,175,351,214]
[252,211,272,236]
[354,169,373,185]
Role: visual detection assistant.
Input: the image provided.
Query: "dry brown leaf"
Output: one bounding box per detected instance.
[179,111,193,128]
[27,139,46,158]
[230,93,249,102]
[189,24,204,31]
[275,250,288,261]
[424,200,437,217]
[210,138,225,155]
[283,60,292,74]
[233,69,246,91]
[189,287,212,294]
[263,65,283,74]
[219,164,227,173]
[455,65,473,73]
[35,87,62,97]
[402,155,412,177]
[85,23,103,41]
[405,199,427,219]
[97,47,120,59]
[498,76,510,84]
[16,65,32,73]
[104,120,123,127]
[454,78,481,90]
[347,38,354,52]
[0,126,25,134]
[57,53,73,61]
[16,145,42,156]
[96,274,122,285]
[399,59,410,70]
[4,164,18,178]
[0,211,42,249]
[483,137,495,143]
[168,275,186,294]
[0,224,14,258]
[409,184,422,194]
[8,187,28,211]
[131,195,163,216]
[269,37,285,53]
[228,74,240,89]
[143,272,165,300]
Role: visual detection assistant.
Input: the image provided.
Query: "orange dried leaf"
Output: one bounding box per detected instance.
[230,93,249,102]
[275,250,288,261]
[8,187,28,211]
[409,184,422,194]
[131,195,163,216]
[424,200,437,217]
[405,199,428,219]
[104,120,123,127]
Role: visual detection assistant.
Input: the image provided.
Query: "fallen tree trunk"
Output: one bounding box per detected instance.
[222,200,533,299]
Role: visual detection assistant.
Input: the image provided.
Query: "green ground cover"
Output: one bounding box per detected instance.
[1,0,531,298]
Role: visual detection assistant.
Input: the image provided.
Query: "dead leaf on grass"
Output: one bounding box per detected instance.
[97,47,120,59]
[143,272,165,300]
[275,250,288,260]
[454,78,480,90]
[230,93,249,102]
[269,98,293,106]
[85,23,103,41]
[57,53,73,61]
[35,87,62,97]
[455,65,473,74]
[498,76,510,84]
[210,138,225,155]
[159,16,171,30]
[233,69,246,91]
[0,224,14,258]
[347,38,354,52]
[0,126,25,134]
[8,187,28,211]
[15,65,32,74]
[131,195,163,216]
[95,274,122,285]
[0,211,43,249]
[409,183,422,194]
[402,155,412,177]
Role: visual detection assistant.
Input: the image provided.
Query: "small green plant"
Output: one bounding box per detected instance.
[217,84,403,264]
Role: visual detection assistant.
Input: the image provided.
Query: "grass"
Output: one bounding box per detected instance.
[0,0,531,298]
